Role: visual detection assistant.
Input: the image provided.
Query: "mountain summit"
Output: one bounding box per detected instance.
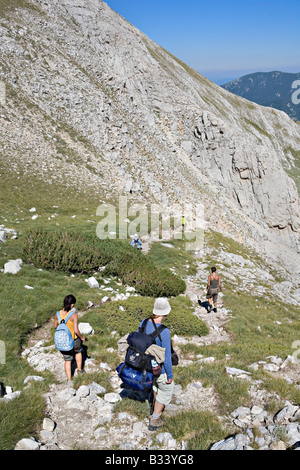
[0,0,300,277]
[222,71,300,121]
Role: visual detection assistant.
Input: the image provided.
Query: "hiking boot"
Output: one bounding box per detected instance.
[213,307,217,313]
[148,416,165,431]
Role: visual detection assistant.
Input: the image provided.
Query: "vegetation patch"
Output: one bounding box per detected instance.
[22,229,186,297]
[163,409,231,450]
[81,296,208,338]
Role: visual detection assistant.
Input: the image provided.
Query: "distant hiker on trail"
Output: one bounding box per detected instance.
[130,234,142,250]
[139,298,174,431]
[206,267,222,313]
[181,215,186,230]
[54,294,86,382]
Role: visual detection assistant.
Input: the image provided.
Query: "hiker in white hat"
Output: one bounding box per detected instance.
[138,297,174,431]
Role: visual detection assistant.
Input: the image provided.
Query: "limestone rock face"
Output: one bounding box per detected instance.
[0,0,299,276]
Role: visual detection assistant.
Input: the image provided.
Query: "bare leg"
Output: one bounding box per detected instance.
[153,401,165,416]
[75,352,82,371]
[64,361,72,381]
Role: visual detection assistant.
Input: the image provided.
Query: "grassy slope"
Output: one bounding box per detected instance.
[0,2,299,449]
[1,175,300,448]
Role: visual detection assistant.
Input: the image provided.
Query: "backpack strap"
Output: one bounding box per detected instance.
[138,318,148,334]
[139,317,166,342]
[57,309,74,324]
[150,319,166,342]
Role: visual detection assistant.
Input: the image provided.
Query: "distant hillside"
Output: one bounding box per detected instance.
[222,71,300,121]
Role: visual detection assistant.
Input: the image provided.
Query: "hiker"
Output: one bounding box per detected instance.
[54,294,86,381]
[130,234,142,250]
[138,298,174,431]
[181,215,186,230]
[206,267,222,312]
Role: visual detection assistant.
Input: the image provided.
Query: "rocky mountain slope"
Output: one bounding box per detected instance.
[0,0,300,278]
[222,71,300,121]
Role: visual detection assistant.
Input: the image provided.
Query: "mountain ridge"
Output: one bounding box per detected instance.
[221,70,300,121]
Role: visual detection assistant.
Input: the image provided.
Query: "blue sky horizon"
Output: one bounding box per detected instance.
[105,0,300,85]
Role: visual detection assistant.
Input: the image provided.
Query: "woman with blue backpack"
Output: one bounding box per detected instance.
[54,294,86,382]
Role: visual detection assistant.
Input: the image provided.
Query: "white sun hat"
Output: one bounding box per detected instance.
[153,297,171,316]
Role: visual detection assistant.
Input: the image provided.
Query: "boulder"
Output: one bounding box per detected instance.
[4,259,22,274]
[86,276,99,288]
[78,322,94,335]
[0,231,7,243]
[15,438,40,450]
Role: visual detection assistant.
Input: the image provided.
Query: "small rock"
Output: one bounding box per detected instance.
[251,405,264,415]
[100,362,111,371]
[78,322,94,335]
[76,385,90,399]
[43,417,56,432]
[274,404,299,424]
[156,432,174,444]
[263,363,280,372]
[0,231,7,243]
[15,438,40,450]
[24,376,44,385]
[87,276,99,288]
[3,391,22,401]
[132,422,144,438]
[40,430,55,443]
[94,427,107,439]
[226,367,251,377]
[4,259,22,274]
[231,406,251,419]
[104,392,121,403]
[271,440,287,450]
[88,382,106,395]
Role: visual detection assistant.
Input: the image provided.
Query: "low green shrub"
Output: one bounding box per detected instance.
[22,229,186,297]
[82,296,208,337]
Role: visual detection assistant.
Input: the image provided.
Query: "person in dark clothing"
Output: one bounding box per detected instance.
[206,267,222,312]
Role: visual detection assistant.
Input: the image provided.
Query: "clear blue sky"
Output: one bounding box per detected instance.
[105,0,300,84]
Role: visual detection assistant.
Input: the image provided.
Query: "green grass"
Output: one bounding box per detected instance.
[0,0,40,16]
[1,182,300,449]
[22,228,187,297]
[147,239,198,277]
[80,295,208,338]
[163,409,231,450]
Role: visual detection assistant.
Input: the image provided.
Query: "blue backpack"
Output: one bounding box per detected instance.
[54,310,75,351]
[117,362,154,391]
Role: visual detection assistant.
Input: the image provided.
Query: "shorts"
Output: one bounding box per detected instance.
[61,338,82,361]
[206,288,219,303]
[152,373,174,406]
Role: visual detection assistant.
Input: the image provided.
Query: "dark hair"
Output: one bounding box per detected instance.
[211,267,217,273]
[63,294,76,312]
